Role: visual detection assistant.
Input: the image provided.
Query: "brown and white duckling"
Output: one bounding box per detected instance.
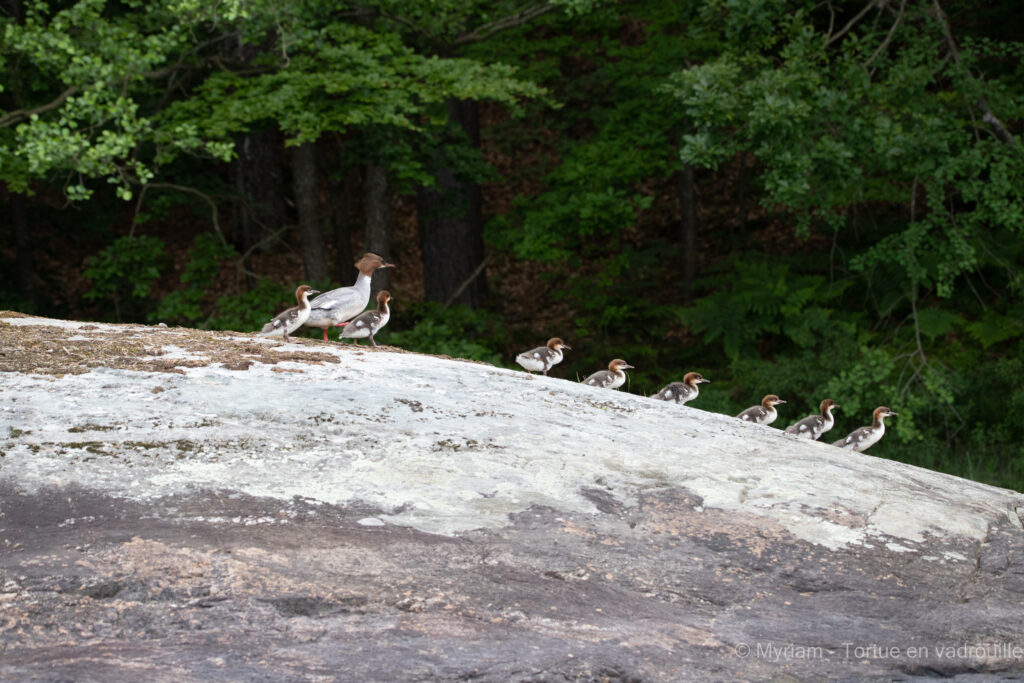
[259,284,319,342]
[340,290,392,347]
[651,372,710,404]
[582,359,633,390]
[785,398,838,440]
[832,406,898,451]
[305,253,395,341]
[736,394,786,425]
[516,337,571,376]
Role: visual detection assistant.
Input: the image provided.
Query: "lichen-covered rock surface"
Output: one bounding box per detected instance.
[2,312,1023,681]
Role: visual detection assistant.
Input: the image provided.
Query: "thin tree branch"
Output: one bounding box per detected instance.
[980,107,1016,146]
[378,11,439,43]
[236,224,291,274]
[932,0,1016,146]
[864,0,907,68]
[825,1,836,43]
[0,85,79,128]
[0,64,196,129]
[453,3,557,46]
[825,0,880,48]
[442,258,489,310]
[143,182,227,247]
[129,183,149,238]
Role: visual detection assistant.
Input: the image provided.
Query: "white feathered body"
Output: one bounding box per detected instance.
[306,274,372,330]
[516,346,564,374]
[583,369,626,390]
[737,404,778,425]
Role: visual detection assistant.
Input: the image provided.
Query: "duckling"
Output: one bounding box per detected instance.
[651,372,710,405]
[340,290,392,347]
[832,406,898,452]
[582,359,634,390]
[736,394,787,425]
[259,285,319,342]
[516,337,571,376]
[785,399,838,440]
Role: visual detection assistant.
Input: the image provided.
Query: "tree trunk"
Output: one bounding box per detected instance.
[290,141,329,283]
[677,162,698,301]
[327,170,356,285]
[226,33,286,280]
[233,128,286,251]
[364,163,392,292]
[10,192,35,311]
[416,99,486,308]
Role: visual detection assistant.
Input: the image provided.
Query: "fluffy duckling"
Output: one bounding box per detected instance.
[515,337,571,376]
[651,372,710,405]
[259,285,319,342]
[832,406,898,451]
[340,290,392,347]
[582,359,633,390]
[736,394,787,425]
[785,399,838,440]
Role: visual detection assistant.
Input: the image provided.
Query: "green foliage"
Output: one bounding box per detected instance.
[152,233,236,325]
[207,279,294,334]
[967,309,1024,349]
[2,0,191,196]
[83,235,167,318]
[679,259,854,360]
[664,1,1024,294]
[2,0,549,202]
[385,302,505,365]
[162,21,544,146]
[485,0,693,262]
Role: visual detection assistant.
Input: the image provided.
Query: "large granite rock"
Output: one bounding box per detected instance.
[2,313,1023,680]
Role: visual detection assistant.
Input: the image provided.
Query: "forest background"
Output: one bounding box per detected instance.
[2,0,1023,490]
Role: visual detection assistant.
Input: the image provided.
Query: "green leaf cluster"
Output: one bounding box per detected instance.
[384,302,505,365]
[83,234,168,319]
[152,232,237,325]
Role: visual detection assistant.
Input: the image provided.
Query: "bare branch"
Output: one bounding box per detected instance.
[0,64,189,129]
[825,0,880,48]
[443,258,489,310]
[932,0,1017,146]
[143,181,227,247]
[453,3,557,46]
[0,85,79,128]
[980,107,1016,146]
[0,52,259,130]
[864,0,907,68]
[378,11,439,43]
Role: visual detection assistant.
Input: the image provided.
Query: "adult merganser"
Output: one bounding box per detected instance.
[582,359,633,390]
[736,394,786,425]
[832,406,898,451]
[785,399,838,440]
[258,285,319,342]
[340,290,392,347]
[305,253,395,341]
[516,337,571,376]
[651,372,709,404]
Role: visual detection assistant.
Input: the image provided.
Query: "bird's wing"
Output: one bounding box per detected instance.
[310,287,359,312]
[268,308,294,327]
[788,416,814,433]
[354,312,379,328]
